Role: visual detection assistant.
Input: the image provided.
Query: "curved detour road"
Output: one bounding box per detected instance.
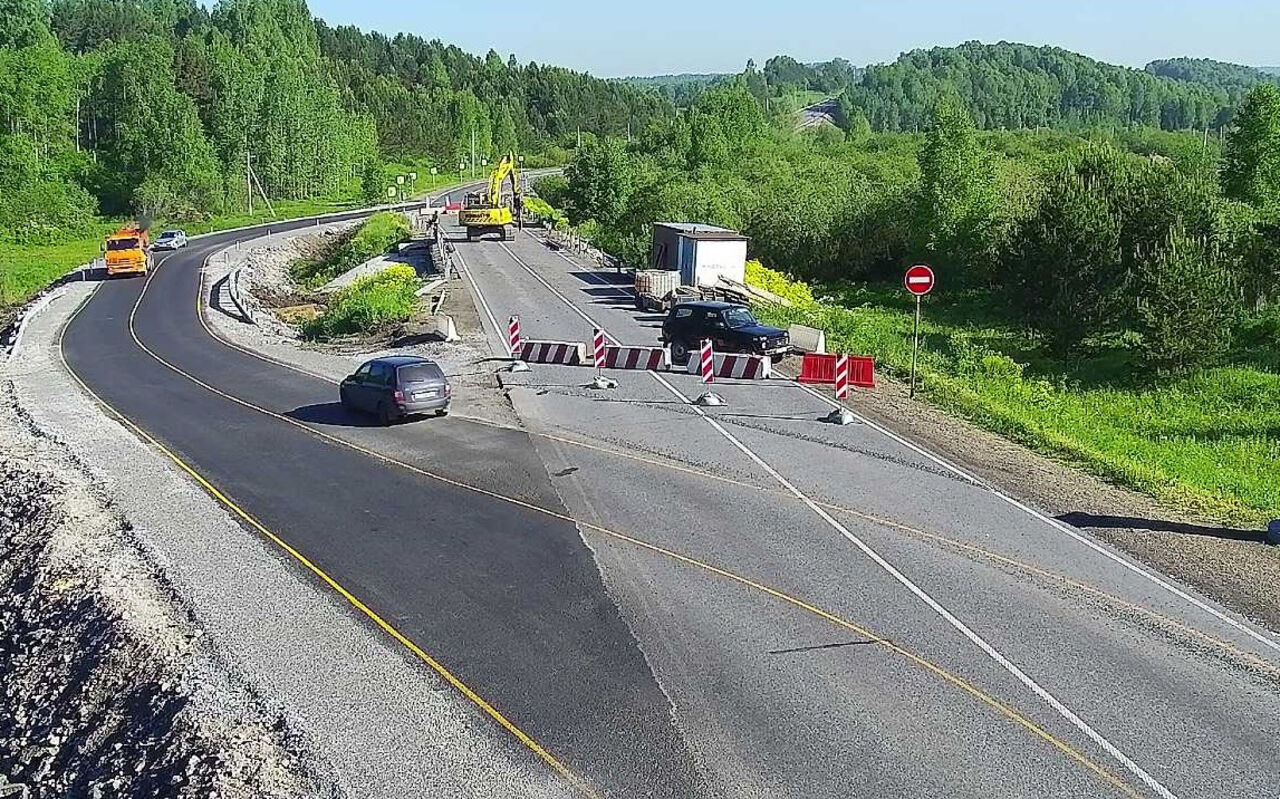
[61,211,704,797]
[60,201,1280,799]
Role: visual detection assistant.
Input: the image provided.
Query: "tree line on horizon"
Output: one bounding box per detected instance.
[0,0,668,245]
[553,79,1280,372]
[648,44,1277,138]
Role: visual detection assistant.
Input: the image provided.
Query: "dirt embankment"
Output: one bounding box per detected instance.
[0,398,325,799]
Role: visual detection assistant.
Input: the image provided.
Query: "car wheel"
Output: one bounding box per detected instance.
[671,340,690,365]
[339,387,352,410]
[436,408,449,417]
[378,402,395,426]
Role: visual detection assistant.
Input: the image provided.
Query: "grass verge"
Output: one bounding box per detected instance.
[0,177,470,324]
[302,265,420,341]
[745,262,1280,526]
[290,211,410,288]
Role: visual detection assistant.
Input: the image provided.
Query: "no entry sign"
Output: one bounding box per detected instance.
[904,264,935,296]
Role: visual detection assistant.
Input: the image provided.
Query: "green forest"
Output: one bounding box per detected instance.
[3,2,1278,518]
[0,0,666,249]
[546,72,1280,522]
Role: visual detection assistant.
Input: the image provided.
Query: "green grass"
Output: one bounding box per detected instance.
[302,265,420,340]
[746,265,1280,525]
[0,195,369,314]
[290,210,411,288]
[0,219,118,308]
[0,174,473,317]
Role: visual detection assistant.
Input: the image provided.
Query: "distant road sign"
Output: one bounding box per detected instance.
[904,264,935,296]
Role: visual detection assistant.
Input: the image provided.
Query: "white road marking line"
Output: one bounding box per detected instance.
[481,229,1279,662]
[450,245,508,357]
[470,237,1178,796]
[495,242,621,344]
[527,234,637,297]
[646,369,1178,799]
[791,380,1280,658]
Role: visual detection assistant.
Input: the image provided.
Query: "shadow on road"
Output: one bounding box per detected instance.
[1058,511,1267,543]
[285,402,382,428]
[569,271,631,287]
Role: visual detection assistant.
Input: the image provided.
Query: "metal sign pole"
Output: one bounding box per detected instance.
[910,295,921,399]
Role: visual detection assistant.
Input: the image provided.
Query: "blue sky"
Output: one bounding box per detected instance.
[307,0,1278,77]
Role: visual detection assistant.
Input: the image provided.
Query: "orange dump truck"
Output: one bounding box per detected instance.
[104,225,152,277]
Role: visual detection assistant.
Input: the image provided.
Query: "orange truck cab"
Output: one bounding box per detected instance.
[104,225,152,277]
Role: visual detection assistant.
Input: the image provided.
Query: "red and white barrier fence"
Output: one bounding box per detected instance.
[687,350,772,380]
[603,346,670,371]
[798,351,875,390]
[518,340,585,365]
[508,315,522,356]
[835,355,850,399]
[592,328,606,370]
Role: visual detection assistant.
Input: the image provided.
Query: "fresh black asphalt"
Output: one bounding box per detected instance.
[61,211,706,798]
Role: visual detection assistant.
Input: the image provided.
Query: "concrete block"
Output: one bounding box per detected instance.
[789,324,826,354]
[425,315,458,343]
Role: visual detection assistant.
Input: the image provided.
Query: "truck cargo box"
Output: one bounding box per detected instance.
[634,269,681,310]
[651,222,748,288]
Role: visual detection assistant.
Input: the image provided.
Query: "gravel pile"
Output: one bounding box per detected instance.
[0,396,323,799]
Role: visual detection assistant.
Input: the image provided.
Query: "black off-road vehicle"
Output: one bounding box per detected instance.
[660,301,790,365]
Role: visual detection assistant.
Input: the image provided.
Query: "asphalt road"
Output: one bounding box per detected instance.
[59,192,1280,798]
[450,217,1280,798]
[61,202,705,798]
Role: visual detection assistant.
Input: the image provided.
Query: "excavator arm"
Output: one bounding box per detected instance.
[460,153,521,241]
[486,154,519,206]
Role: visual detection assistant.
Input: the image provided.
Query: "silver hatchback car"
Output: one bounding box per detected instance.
[152,229,188,250]
[339,355,451,425]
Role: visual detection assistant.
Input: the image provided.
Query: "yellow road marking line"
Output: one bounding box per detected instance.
[199,229,1276,681]
[517,428,1280,681]
[99,248,1148,796]
[61,259,602,798]
[195,266,1272,685]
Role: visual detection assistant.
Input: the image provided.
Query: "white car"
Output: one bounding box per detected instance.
[152,229,188,250]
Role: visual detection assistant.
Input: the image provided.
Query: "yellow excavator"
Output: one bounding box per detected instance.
[459,153,521,241]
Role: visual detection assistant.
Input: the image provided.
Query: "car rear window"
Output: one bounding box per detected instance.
[397,364,443,384]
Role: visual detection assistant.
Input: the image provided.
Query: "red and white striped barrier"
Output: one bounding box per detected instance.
[699,340,714,384]
[518,340,586,365]
[686,351,772,380]
[508,315,522,356]
[592,328,606,370]
[835,355,850,399]
[603,346,670,371]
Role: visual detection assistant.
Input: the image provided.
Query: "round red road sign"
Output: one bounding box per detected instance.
[904,264,935,296]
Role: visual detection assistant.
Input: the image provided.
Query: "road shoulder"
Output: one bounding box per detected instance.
[1,281,571,798]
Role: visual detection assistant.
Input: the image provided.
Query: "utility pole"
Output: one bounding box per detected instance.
[471,127,476,180]
[577,126,581,148]
[246,148,253,215]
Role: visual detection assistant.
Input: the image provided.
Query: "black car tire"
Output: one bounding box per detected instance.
[339,387,351,410]
[436,408,449,417]
[378,401,395,426]
[670,340,691,365]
